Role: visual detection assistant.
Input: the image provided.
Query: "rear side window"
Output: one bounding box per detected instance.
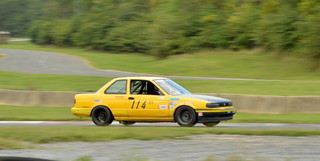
[105,80,127,94]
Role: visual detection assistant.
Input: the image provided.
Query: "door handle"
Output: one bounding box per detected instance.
[128,97,134,100]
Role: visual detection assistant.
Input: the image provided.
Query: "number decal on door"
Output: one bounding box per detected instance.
[131,101,147,109]
[141,101,147,109]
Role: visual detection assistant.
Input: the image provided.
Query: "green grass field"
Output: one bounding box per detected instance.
[0,71,111,91]
[1,41,319,96]
[1,41,319,80]
[1,41,320,149]
[0,71,320,95]
[2,105,320,123]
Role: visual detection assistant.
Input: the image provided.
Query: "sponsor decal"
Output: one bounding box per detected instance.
[169,102,178,109]
[198,112,203,116]
[158,105,168,109]
[170,98,180,101]
[170,102,178,105]
[93,100,102,103]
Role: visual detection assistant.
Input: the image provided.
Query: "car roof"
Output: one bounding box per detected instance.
[113,76,168,81]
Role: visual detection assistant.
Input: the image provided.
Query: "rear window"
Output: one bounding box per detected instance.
[105,80,127,94]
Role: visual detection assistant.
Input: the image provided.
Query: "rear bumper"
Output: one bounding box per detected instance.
[71,107,91,117]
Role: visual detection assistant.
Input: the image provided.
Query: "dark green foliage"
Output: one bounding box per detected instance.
[297,0,320,69]
[2,0,320,65]
[255,1,300,52]
[0,0,43,36]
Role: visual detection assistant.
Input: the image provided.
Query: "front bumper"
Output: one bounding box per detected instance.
[197,112,235,122]
[195,107,236,123]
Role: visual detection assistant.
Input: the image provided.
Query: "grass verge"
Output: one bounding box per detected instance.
[1,41,319,80]
[0,105,89,121]
[0,71,319,95]
[0,126,320,149]
[1,105,320,123]
[0,71,111,92]
[230,113,320,124]
[0,137,33,150]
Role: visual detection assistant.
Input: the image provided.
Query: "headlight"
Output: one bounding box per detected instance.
[206,103,220,108]
[206,102,233,108]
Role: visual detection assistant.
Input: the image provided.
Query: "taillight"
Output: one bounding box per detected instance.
[74,99,76,104]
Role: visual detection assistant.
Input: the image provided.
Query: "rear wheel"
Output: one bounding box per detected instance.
[175,106,197,127]
[203,121,220,127]
[91,106,113,126]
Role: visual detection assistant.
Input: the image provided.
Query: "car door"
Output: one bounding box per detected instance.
[127,79,169,120]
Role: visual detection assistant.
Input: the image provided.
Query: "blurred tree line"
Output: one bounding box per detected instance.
[0,0,43,36]
[1,0,319,67]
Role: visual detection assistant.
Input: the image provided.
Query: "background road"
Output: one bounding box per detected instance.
[0,48,141,77]
[0,48,277,81]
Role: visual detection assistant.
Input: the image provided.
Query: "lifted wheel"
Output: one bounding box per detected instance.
[120,121,136,126]
[91,106,113,126]
[203,121,220,127]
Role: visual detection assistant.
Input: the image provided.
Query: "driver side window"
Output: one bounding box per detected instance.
[130,80,162,95]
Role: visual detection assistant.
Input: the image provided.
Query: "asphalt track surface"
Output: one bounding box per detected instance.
[1,134,320,161]
[0,48,278,81]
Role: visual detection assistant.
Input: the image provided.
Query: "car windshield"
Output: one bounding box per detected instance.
[154,79,191,95]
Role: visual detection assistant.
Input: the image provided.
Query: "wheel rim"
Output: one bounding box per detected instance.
[97,111,107,122]
[181,110,191,123]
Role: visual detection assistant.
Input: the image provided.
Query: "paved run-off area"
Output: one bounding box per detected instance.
[0,135,319,161]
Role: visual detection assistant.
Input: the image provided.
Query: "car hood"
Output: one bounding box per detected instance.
[178,94,231,103]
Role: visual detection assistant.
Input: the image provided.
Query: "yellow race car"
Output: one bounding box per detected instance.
[71,77,236,127]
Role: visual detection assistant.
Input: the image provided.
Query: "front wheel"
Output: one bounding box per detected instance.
[203,121,220,127]
[91,106,113,126]
[175,106,197,127]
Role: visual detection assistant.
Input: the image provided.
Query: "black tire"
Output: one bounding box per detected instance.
[91,106,113,126]
[121,121,135,126]
[175,106,197,127]
[203,121,220,127]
